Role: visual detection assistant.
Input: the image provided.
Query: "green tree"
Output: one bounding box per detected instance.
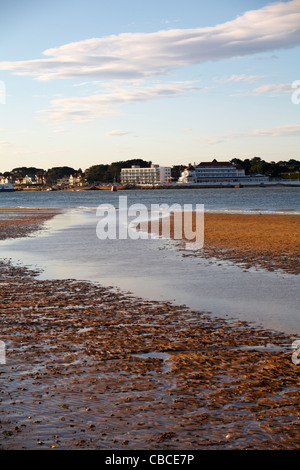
[11,167,44,178]
[85,164,110,183]
[249,157,264,174]
[171,165,185,181]
[230,158,251,174]
[85,159,152,183]
[45,166,76,185]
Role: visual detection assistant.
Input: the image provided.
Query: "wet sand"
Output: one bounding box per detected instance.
[0,208,61,241]
[155,212,300,275]
[0,209,299,450]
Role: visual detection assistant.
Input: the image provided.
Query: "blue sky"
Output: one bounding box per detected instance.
[0,0,299,173]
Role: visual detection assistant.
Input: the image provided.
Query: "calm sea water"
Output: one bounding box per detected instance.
[0,186,299,213]
[1,187,299,334]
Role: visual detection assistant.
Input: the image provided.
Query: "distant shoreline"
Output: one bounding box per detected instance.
[5,179,300,192]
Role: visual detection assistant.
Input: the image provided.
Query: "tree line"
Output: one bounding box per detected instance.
[1,157,299,183]
[231,157,299,178]
[1,160,152,184]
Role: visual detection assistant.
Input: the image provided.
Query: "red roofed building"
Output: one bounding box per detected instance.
[178,159,245,183]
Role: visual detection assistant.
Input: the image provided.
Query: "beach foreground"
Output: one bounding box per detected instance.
[0,209,299,450]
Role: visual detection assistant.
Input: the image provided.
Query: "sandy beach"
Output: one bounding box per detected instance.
[0,208,299,450]
[0,208,61,241]
[155,212,300,275]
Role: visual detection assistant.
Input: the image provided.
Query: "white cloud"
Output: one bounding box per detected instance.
[52,128,70,133]
[196,124,300,144]
[0,0,300,81]
[230,82,295,97]
[216,74,265,83]
[37,82,199,122]
[0,140,15,148]
[252,83,294,95]
[252,124,300,136]
[105,130,131,137]
[196,133,243,145]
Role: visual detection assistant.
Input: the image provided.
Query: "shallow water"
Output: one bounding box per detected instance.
[1,207,299,334]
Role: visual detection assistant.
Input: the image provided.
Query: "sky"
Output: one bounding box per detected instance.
[0,0,299,173]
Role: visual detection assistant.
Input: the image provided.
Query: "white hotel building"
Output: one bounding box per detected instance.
[178,159,246,183]
[121,165,171,184]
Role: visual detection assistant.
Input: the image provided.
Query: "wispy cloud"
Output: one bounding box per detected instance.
[196,133,243,145]
[105,130,131,137]
[231,82,295,97]
[0,140,15,148]
[215,74,266,83]
[251,83,294,95]
[0,1,299,81]
[37,81,200,122]
[196,124,300,145]
[252,124,300,136]
[52,128,70,133]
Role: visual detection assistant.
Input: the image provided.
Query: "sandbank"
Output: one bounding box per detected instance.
[0,208,61,241]
[155,212,300,274]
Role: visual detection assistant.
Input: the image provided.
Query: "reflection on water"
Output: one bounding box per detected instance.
[1,208,299,335]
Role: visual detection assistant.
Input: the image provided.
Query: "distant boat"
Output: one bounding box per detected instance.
[0,183,15,192]
[111,185,117,191]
